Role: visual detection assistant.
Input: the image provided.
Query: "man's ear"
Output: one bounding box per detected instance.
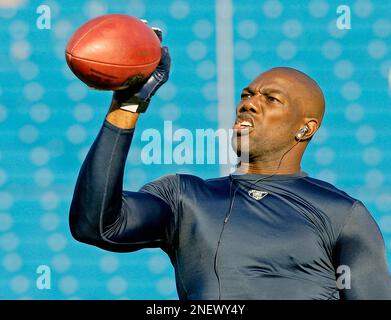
[302,119,320,141]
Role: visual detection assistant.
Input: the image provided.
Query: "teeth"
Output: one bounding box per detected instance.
[240,121,253,127]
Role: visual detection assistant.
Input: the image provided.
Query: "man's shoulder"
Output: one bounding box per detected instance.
[294,175,368,240]
[301,175,358,203]
[298,175,360,223]
[177,173,230,189]
[165,172,227,182]
[142,173,229,190]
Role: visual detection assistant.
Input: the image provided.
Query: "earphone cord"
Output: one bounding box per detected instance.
[213,135,305,299]
[213,177,237,300]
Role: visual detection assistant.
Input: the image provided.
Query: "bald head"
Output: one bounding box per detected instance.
[233,66,327,166]
[263,67,325,126]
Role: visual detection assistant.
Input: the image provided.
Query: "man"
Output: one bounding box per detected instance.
[69,40,391,299]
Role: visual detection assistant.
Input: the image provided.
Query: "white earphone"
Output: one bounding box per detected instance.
[296,124,309,140]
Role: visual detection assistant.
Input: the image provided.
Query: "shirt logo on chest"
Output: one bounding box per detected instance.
[248,189,269,200]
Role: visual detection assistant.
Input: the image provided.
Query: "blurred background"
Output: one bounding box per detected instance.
[0,0,390,299]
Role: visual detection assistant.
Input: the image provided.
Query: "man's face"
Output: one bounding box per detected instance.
[232,69,306,162]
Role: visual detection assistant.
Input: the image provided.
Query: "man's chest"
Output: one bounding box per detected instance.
[178,188,335,272]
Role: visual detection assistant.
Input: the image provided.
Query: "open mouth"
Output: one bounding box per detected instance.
[233,116,255,135]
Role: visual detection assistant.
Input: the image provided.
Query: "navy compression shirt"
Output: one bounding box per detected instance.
[69,120,391,300]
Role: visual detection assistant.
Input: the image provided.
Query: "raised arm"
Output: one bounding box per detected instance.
[69,37,174,253]
[334,201,391,299]
[69,119,177,253]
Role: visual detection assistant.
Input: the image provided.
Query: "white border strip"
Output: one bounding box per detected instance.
[216,0,235,176]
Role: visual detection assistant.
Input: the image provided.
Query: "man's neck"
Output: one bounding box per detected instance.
[236,162,302,175]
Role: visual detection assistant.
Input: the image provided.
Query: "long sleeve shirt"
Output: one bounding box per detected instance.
[69,120,391,300]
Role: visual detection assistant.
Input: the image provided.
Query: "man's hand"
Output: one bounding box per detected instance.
[106,27,171,129]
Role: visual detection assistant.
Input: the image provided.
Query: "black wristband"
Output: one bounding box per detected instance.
[117,96,150,113]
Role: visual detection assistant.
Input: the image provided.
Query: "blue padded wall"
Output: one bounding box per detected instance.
[0,0,390,299]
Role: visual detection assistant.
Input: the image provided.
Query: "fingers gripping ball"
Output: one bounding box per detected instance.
[65,14,162,90]
[115,46,171,113]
